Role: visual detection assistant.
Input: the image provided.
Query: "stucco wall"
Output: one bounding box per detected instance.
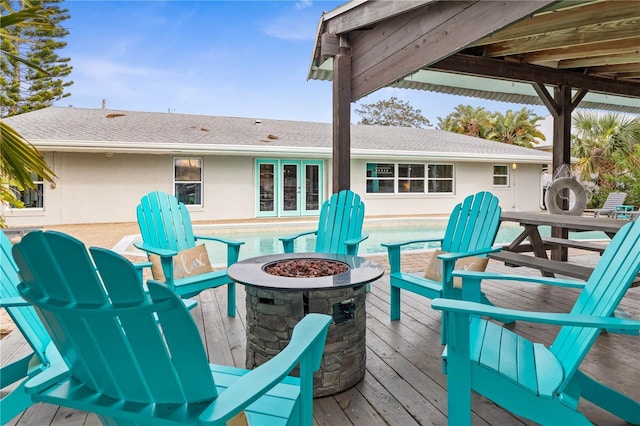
[2,152,546,227]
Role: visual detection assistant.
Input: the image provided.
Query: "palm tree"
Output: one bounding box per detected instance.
[1,1,56,226]
[437,105,492,138]
[488,107,545,148]
[571,111,640,194]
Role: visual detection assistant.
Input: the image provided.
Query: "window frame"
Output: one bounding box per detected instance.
[10,173,44,209]
[173,157,203,207]
[366,162,455,194]
[492,164,510,187]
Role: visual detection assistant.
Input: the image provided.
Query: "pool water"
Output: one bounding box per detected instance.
[123,219,608,266]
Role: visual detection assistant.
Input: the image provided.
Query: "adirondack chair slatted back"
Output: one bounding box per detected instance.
[552,219,640,384]
[441,191,501,254]
[137,191,196,252]
[315,190,365,255]
[13,231,218,404]
[0,232,51,363]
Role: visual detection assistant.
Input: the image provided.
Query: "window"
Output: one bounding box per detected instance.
[366,163,454,194]
[366,163,394,193]
[398,164,425,193]
[11,172,44,208]
[493,165,509,186]
[427,164,454,193]
[174,158,202,205]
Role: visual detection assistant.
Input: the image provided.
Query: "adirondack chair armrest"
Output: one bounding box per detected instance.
[194,235,244,265]
[132,242,178,258]
[432,299,640,331]
[383,238,444,274]
[194,235,244,248]
[344,234,369,253]
[23,360,71,395]
[437,245,502,261]
[381,237,444,250]
[198,313,332,425]
[0,296,30,307]
[451,270,586,289]
[279,230,318,253]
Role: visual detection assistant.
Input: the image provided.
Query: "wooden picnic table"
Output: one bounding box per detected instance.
[489,211,638,285]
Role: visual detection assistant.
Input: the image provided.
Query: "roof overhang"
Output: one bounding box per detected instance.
[30,139,550,164]
[308,0,640,114]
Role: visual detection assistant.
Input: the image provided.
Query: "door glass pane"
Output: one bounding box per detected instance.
[305,164,319,210]
[259,163,275,212]
[283,164,298,211]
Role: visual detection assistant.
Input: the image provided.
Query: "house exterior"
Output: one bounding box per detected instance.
[2,107,551,227]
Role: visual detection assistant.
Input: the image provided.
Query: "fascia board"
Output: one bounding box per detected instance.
[29,140,332,157]
[351,149,551,164]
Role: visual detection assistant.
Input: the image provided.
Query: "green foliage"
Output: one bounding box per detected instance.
[0,0,61,226]
[437,105,545,148]
[1,0,73,117]
[571,111,640,208]
[354,96,431,128]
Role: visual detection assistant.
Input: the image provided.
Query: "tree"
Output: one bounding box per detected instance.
[437,105,492,138]
[571,111,640,202]
[354,96,431,128]
[1,0,58,227]
[487,107,545,148]
[438,105,545,148]
[1,0,72,117]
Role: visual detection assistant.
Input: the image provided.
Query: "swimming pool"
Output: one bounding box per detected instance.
[117,218,610,266]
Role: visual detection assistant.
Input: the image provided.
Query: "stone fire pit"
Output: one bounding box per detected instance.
[227,253,384,397]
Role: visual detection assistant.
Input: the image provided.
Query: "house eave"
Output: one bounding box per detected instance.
[30,140,549,164]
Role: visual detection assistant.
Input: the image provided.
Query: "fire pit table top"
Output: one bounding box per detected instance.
[228,252,384,290]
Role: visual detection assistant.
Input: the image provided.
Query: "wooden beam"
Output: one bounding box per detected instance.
[532,82,559,118]
[349,0,554,100]
[554,53,640,69]
[332,49,352,192]
[470,1,640,45]
[524,36,640,63]
[325,0,431,35]
[430,53,640,97]
[483,17,640,57]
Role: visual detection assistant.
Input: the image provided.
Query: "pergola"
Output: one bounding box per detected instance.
[308,0,640,193]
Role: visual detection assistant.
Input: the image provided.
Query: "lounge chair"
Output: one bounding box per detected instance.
[592,191,627,217]
[12,230,332,425]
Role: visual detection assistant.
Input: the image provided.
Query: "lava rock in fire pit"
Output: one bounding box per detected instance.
[264,259,349,277]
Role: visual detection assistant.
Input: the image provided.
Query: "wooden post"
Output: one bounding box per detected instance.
[332,36,351,193]
[550,85,573,260]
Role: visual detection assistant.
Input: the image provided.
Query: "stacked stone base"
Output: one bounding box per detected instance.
[245,285,367,397]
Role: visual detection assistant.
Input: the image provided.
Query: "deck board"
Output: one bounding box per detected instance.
[2,252,639,425]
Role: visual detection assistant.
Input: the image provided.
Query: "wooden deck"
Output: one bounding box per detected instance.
[2,252,639,425]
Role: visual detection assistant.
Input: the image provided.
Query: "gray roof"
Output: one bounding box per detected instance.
[4,107,551,163]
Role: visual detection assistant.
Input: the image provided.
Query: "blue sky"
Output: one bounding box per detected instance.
[56,0,550,125]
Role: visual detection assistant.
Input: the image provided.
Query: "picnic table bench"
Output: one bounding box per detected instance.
[489,211,639,286]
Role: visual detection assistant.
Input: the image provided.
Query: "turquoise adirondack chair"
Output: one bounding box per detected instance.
[382,191,502,322]
[280,190,368,256]
[0,231,61,424]
[12,230,331,425]
[432,218,640,425]
[135,191,244,316]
